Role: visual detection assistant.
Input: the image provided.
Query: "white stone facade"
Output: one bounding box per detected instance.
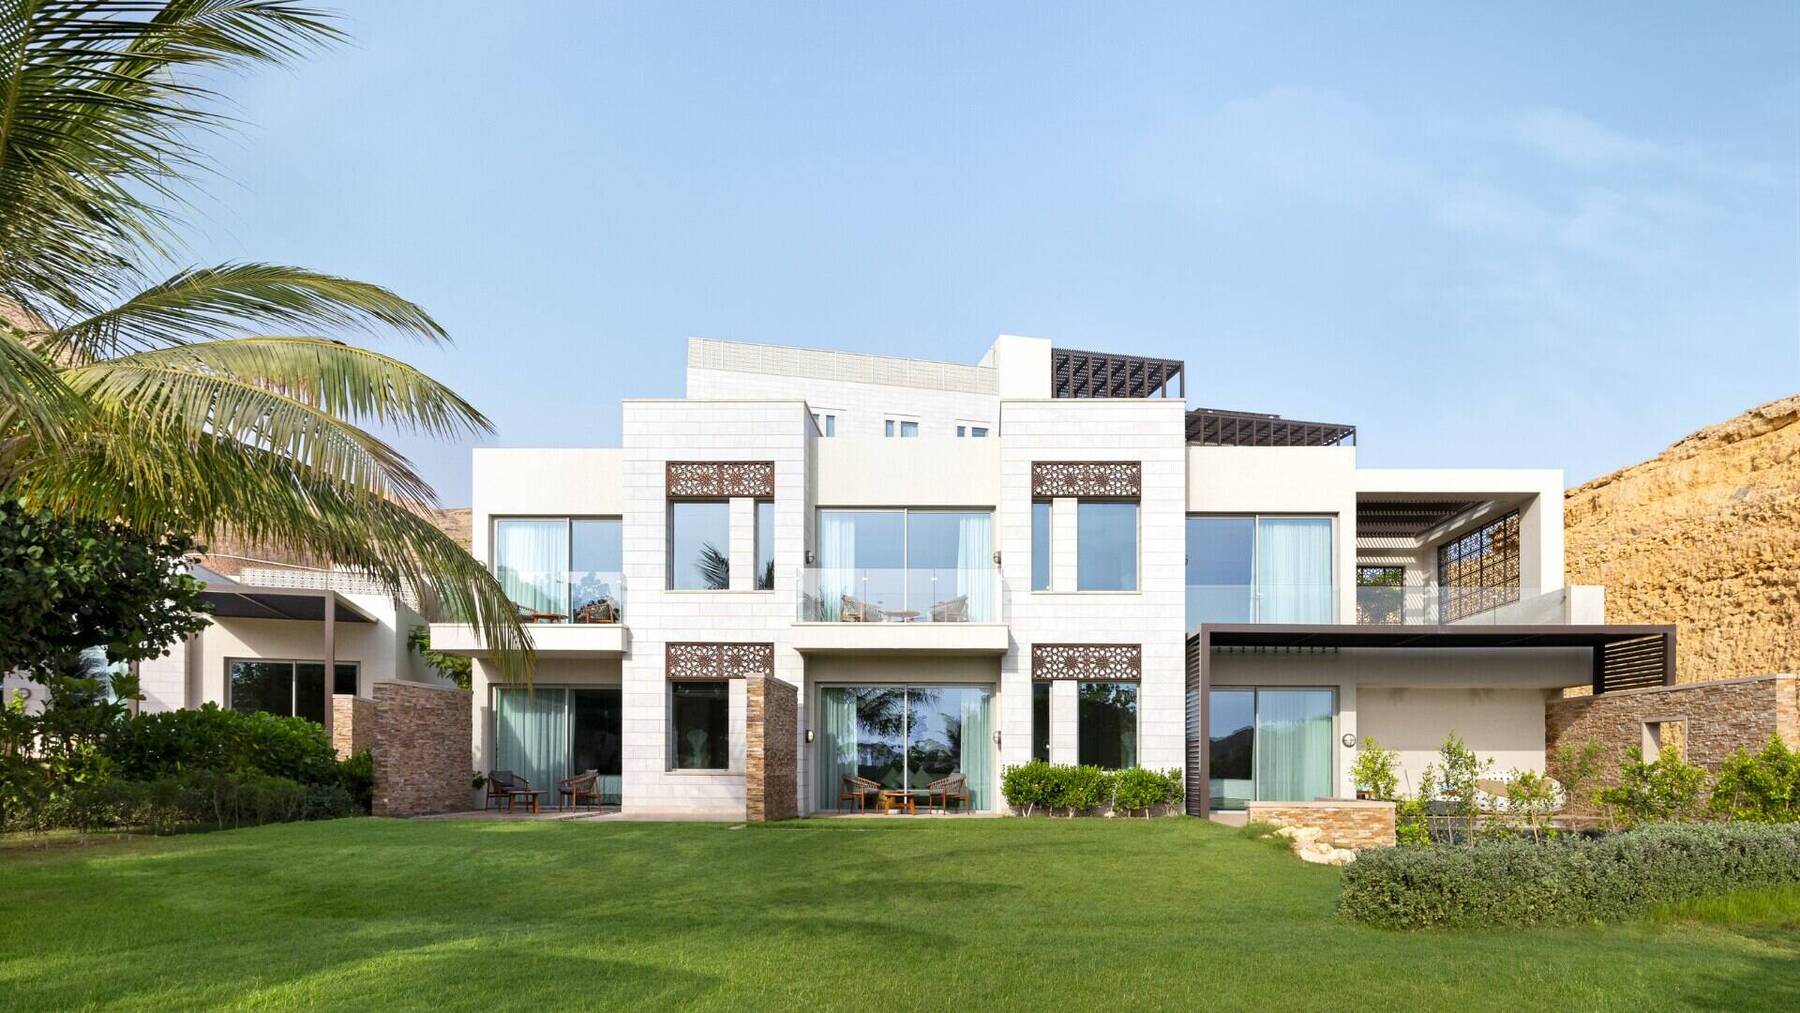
[438,333,1610,817]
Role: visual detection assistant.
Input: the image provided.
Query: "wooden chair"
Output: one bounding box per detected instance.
[559,769,603,810]
[840,595,885,623]
[485,769,532,810]
[839,774,881,810]
[573,598,617,624]
[928,595,969,623]
[928,773,970,813]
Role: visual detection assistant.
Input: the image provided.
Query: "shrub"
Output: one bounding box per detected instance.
[1709,737,1800,824]
[1001,760,1058,816]
[104,705,339,785]
[29,770,359,834]
[336,750,375,814]
[1350,737,1400,801]
[1598,747,1707,828]
[1049,765,1111,817]
[1340,823,1800,929]
[1393,797,1430,847]
[1112,767,1167,817]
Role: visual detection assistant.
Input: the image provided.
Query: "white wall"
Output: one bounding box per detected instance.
[981,334,1053,401]
[813,438,1000,507]
[1210,646,1586,798]
[471,448,625,561]
[686,370,998,440]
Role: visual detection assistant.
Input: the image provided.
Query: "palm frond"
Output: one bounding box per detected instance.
[45,264,449,361]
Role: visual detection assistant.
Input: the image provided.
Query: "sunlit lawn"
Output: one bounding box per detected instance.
[3,817,1797,1010]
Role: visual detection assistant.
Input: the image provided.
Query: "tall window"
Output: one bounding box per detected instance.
[494,517,622,622]
[754,501,775,590]
[814,509,994,621]
[1031,682,1051,762]
[1208,688,1334,809]
[884,417,919,437]
[1031,501,1051,591]
[670,682,730,769]
[1076,501,1137,591]
[1077,682,1137,768]
[1185,515,1332,625]
[669,501,731,590]
[228,660,357,724]
[817,685,994,810]
[1437,510,1520,621]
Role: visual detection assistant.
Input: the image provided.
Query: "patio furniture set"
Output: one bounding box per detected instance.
[484,769,610,814]
[837,772,972,814]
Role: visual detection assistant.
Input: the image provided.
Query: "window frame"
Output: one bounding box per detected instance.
[1075,680,1140,770]
[1075,499,1140,592]
[1031,681,1051,762]
[225,657,360,722]
[1185,513,1337,621]
[954,421,991,438]
[667,500,733,591]
[668,680,732,771]
[754,499,775,591]
[1030,500,1052,592]
[811,409,841,437]
[1208,685,1339,808]
[490,515,624,621]
[883,415,921,438]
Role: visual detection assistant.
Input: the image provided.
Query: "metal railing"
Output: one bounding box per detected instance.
[1186,584,1570,627]
[798,567,1000,623]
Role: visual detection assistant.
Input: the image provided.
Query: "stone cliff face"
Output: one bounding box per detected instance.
[1565,395,1800,684]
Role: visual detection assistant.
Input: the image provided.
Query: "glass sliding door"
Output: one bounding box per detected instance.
[1208,689,1255,810]
[1208,687,1335,808]
[816,684,993,810]
[493,685,623,804]
[495,519,570,618]
[1187,516,1254,626]
[815,509,994,621]
[1186,515,1334,624]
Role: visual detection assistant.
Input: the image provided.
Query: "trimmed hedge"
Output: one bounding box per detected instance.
[1000,761,1184,817]
[1340,823,1800,929]
[104,704,340,784]
[37,770,360,835]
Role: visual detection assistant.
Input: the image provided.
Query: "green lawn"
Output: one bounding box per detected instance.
[3,818,1796,1011]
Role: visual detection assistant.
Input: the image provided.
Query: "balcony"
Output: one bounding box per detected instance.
[793,567,1008,654]
[430,570,627,657]
[1187,585,1603,629]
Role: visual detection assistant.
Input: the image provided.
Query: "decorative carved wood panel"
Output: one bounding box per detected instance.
[1030,461,1141,499]
[1031,643,1143,681]
[666,461,775,499]
[665,642,776,680]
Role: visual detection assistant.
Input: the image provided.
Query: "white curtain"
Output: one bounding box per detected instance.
[495,519,568,617]
[1255,517,1332,623]
[1255,689,1334,801]
[817,512,857,621]
[958,690,994,809]
[955,514,994,622]
[817,688,859,809]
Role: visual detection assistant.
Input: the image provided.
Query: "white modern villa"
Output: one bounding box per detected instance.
[429,335,1676,818]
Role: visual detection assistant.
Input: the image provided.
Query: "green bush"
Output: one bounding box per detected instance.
[1350,737,1400,801]
[104,704,339,785]
[1597,747,1707,828]
[336,750,375,814]
[29,769,360,835]
[1709,737,1800,824]
[1002,762,1183,817]
[1340,823,1800,929]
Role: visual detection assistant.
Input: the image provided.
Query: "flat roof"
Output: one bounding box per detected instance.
[1193,623,1675,650]
[200,586,376,623]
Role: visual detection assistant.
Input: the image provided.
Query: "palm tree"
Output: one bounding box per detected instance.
[0,2,528,676]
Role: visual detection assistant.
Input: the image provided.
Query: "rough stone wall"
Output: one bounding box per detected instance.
[1546,675,1799,804]
[1565,395,1800,685]
[372,681,471,817]
[745,675,798,822]
[1246,801,1396,848]
[330,694,374,759]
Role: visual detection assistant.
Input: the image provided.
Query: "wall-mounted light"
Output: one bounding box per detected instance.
[992,730,1002,748]
[805,549,815,564]
[992,550,1002,566]
[1341,733,1358,748]
[804,728,814,743]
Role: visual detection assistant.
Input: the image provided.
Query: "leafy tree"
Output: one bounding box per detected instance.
[1551,739,1606,813]
[1598,747,1707,828]
[1350,736,1400,800]
[408,624,472,690]
[0,500,208,679]
[0,1,529,679]
[1709,737,1800,824]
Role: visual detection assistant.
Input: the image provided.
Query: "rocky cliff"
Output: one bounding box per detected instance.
[1565,395,1800,684]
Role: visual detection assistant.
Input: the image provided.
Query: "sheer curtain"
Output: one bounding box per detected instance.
[958,690,994,810]
[495,519,569,617]
[1255,517,1333,623]
[955,514,994,622]
[817,513,857,621]
[816,688,858,809]
[494,688,570,795]
[1254,689,1333,801]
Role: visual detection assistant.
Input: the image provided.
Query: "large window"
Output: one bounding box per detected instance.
[1077,682,1137,769]
[670,682,730,769]
[1437,510,1520,621]
[1031,501,1051,591]
[1076,501,1137,591]
[1185,515,1332,625]
[813,509,994,621]
[494,686,622,804]
[228,660,357,724]
[1031,682,1051,762]
[494,516,622,622]
[816,684,994,809]
[1208,688,1334,809]
[669,501,731,590]
[754,500,775,591]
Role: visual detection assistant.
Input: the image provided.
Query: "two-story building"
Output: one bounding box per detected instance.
[431,335,1675,817]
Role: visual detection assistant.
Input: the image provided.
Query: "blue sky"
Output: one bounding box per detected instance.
[184,2,1798,505]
